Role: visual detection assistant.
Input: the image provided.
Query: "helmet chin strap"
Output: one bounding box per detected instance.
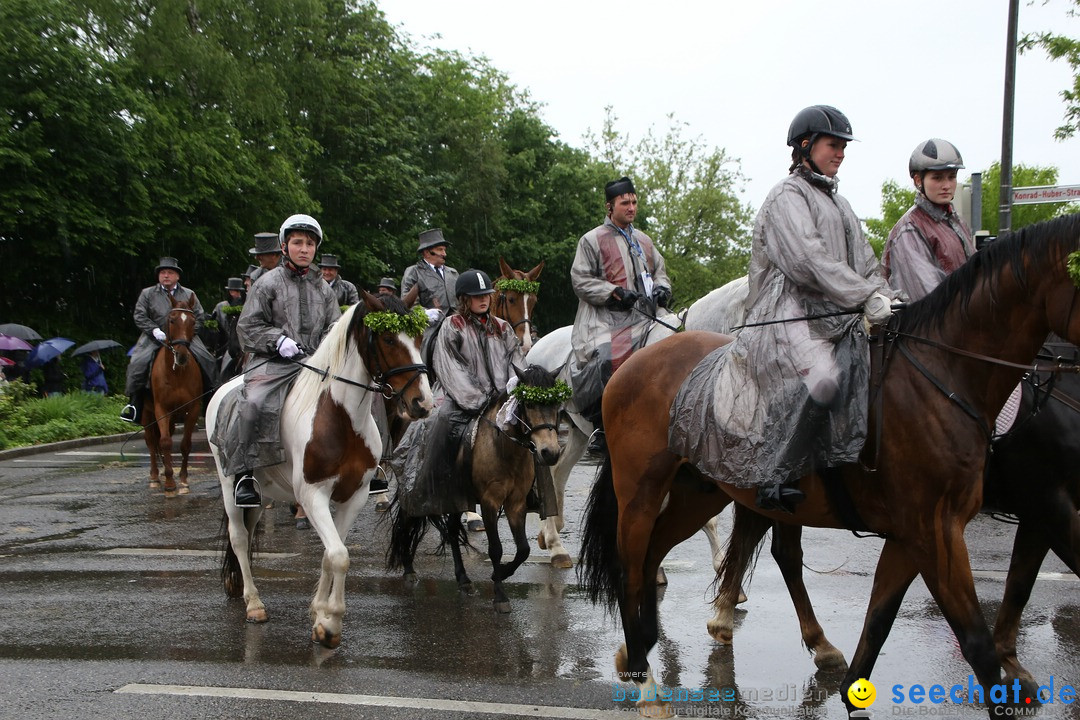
[801,133,828,176]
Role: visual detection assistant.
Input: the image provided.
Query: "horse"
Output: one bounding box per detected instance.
[143,294,204,497]
[577,215,1080,717]
[492,257,545,354]
[386,365,564,613]
[206,290,433,647]
[525,311,681,568]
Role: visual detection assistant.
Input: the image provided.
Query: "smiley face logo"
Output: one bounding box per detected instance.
[847,678,877,708]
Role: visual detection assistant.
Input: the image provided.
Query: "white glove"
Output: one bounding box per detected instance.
[152,328,167,343]
[425,308,443,324]
[276,335,301,358]
[505,375,520,394]
[863,292,893,324]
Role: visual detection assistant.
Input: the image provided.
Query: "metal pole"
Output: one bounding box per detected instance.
[999,0,1019,233]
[971,172,982,233]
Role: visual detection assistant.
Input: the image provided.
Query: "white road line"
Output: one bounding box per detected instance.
[102,548,297,559]
[115,683,627,719]
[973,569,1077,582]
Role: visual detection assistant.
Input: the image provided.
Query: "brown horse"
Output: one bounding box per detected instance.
[387,364,563,613]
[492,257,544,353]
[144,294,203,497]
[578,215,1080,717]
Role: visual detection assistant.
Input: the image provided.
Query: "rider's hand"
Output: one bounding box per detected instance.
[152,328,167,343]
[425,308,443,324]
[610,287,640,311]
[276,335,302,358]
[863,291,893,325]
[652,286,672,308]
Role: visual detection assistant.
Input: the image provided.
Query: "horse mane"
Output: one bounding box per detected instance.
[899,213,1080,335]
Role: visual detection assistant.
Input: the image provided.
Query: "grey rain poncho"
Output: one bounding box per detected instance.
[670,169,898,488]
[124,284,217,395]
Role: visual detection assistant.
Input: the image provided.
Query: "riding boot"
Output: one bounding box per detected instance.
[233,472,262,508]
[754,481,806,514]
[584,402,607,458]
[120,390,143,424]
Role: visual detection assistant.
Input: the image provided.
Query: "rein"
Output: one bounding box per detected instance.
[481,404,558,456]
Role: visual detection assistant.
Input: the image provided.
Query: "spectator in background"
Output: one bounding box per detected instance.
[41,358,65,397]
[81,351,108,394]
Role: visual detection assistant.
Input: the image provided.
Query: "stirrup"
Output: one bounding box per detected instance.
[119,404,138,424]
[234,474,262,508]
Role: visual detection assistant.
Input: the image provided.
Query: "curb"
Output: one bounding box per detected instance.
[0,428,208,462]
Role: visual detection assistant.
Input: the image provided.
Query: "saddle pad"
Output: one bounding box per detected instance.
[993,383,1023,436]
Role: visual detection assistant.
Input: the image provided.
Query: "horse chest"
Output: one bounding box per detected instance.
[302,392,377,502]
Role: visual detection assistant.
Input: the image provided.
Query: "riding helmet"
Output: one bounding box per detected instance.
[908,138,965,177]
[455,269,495,296]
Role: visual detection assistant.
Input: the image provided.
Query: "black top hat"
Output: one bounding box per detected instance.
[249,232,281,255]
[242,264,258,278]
[417,228,449,253]
[156,256,182,273]
[377,277,398,291]
[224,277,245,291]
[319,254,341,269]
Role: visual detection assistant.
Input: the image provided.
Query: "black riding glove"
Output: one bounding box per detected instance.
[652,286,671,308]
[609,287,640,311]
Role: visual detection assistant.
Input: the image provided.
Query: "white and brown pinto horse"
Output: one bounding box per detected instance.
[206,291,432,647]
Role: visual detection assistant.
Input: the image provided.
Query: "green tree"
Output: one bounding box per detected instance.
[979,162,1079,234]
[865,180,916,255]
[1021,0,1080,140]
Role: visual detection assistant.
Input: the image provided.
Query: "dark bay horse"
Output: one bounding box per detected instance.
[144,294,203,497]
[387,365,564,613]
[577,215,1080,717]
[207,291,433,647]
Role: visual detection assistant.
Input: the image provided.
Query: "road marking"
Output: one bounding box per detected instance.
[115,683,627,719]
[102,548,298,559]
[973,569,1077,582]
[58,450,215,458]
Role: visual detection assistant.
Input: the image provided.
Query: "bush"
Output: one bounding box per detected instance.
[0,382,129,450]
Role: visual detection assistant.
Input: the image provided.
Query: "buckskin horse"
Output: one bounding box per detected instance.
[386,365,564,613]
[143,294,203,497]
[206,291,432,647]
[577,215,1080,717]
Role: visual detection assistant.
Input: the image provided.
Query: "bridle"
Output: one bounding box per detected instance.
[165,307,197,370]
[483,397,560,456]
[493,287,534,341]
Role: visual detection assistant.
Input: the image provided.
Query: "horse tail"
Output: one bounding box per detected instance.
[430,512,472,555]
[577,457,622,613]
[219,509,251,598]
[385,499,429,571]
[713,503,769,603]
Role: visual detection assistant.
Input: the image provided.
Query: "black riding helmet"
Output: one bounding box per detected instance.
[455,269,495,297]
[787,105,855,175]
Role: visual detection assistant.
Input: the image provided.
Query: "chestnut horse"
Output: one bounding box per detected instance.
[144,294,203,497]
[578,215,1080,717]
[386,365,563,613]
[492,257,545,354]
[206,291,432,647]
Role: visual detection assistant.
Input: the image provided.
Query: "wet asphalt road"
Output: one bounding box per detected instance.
[0,431,1078,719]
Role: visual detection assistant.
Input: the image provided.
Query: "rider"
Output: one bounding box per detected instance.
[320,254,361,306]
[247,232,283,285]
[882,138,974,299]
[569,176,674,456]
[401,228,459,325]
[222,214,341,508]
[671,105,899,513]
[392,269,524,516]
[120,257,217,423]
[212,277,246,381]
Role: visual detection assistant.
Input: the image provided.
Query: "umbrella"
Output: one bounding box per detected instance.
[0,356,13,367]
[72,339,124,357]
[0,323,42,341]
[26,337,75,368]
[0,333,33,351]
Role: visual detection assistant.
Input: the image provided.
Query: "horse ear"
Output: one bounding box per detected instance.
[498,257,514,279]
[186,294,197,310]
[527,260,545,281]
[403,283,419,308]
[515,364,525,382]
[361,289,382,311]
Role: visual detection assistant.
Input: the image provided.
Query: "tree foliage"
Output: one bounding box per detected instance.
[865,180,916,255]
[1021,0,1080,140]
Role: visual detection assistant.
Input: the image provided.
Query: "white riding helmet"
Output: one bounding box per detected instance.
[909,139,965,177]
[279,214,324,247]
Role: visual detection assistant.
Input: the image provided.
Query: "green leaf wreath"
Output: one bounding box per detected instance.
[363,305,428,338]
[221,304,244,316]
[494,278,540,294]
[511,379,572,406]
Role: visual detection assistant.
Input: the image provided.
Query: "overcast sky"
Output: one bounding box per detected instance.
[379,0,1076,224]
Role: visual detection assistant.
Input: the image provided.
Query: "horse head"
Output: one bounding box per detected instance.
[505,364,564,467]
[355,289,433,421]
[165,293,197,367]
[493,257,544,354]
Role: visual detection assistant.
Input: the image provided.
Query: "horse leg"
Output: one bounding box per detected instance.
[770,523,846,670]
[144,415,161,490]
[481,503,511,613]
[224,505,267,623]
[701,511,746,602]
[994,520,1049,691]
[308,492,365,649]
[447,513,472,590]
[537,423,585,568]
[158,411,176,496]
[177,407,198,493]
[710,503,772,644]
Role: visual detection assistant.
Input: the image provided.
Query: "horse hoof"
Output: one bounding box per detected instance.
[493,600,512,614]
[374,500,390,513]
[403,572,418,584]
[164,489,178,498]
[551,553,573,569]
[467,519,485,532]
[737,589,748,605]
[246,608,268,623]
[812,646,847,672]
[637,701,674,718]
[148,481,160,489]
[614,645,630,676]
[536,533,548,550]
[178,484,190,495]
[655,567,668,586]
[707,620,733,645]
[312,624,341,649]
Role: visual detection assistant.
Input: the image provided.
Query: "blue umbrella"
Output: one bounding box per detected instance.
[26,337,75,369]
